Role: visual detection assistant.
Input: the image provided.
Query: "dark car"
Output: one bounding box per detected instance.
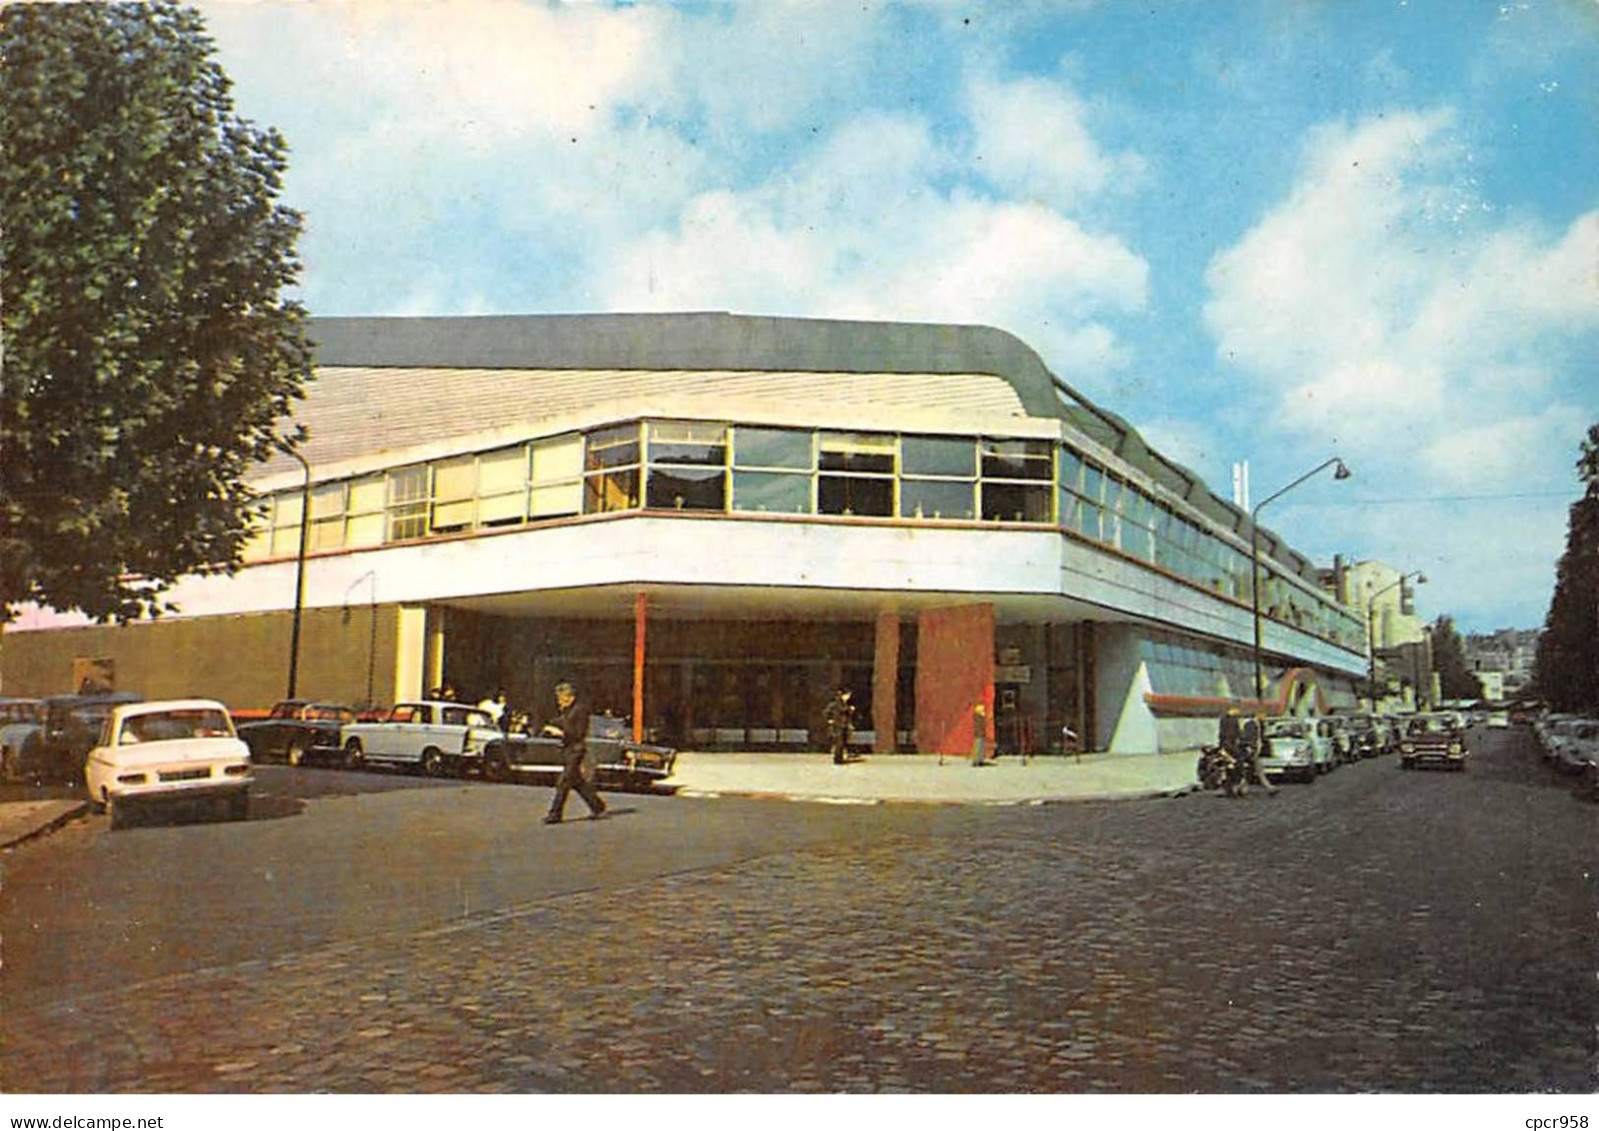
[1340,713,1388,759]
[0,697,44,782]
[1399,713,1469,771]
[481,714,677,791]
[7,692,144,784]
[236,700,357,766]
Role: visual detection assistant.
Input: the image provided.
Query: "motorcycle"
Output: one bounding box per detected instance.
[1196,744,1244,795]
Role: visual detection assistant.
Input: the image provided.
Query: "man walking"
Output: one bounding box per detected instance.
[824,688,855,764]
[1239,711,1279,798]
[541,678,607,824]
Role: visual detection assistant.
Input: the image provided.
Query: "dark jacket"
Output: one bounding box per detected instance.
[1219,713,1242,753]
[549,698,591,753]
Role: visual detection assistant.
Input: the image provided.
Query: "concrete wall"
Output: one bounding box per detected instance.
[0,606,399,712]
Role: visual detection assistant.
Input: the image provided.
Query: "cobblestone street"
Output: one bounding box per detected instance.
[2,728,1593,1093]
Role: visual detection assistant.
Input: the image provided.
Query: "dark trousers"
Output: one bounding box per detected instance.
[547,746,605,819]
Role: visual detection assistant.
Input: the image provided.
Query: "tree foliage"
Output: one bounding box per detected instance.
[1534,423,1599,711]
[0,2,310,622]
[1429,614,1483,701]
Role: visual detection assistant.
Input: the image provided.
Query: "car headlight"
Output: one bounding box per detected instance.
[1448,743,1461,754]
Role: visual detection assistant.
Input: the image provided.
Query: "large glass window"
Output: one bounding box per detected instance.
[386,466,430,541]
[818,432,894,516]
[981,438,1052,522]
[732,471,810,513]
[902,436,975,478]
[647,422,727,511]
[901,435,975,520]
[584,423,641,514]
[733,426,811,470]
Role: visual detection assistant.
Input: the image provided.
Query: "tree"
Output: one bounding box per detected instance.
[0,2,310,623]
[1429,614,1483,702]
[1534,423,1599,711]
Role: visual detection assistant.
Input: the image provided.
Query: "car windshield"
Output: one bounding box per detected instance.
[441,707,492,728]
[119,708,233,744]
[1265,721,1307,738]
[306,705,353,722]
[1408,716,1452,735]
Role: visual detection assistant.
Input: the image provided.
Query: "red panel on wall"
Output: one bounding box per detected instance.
[914,604,995,755]
[872,611,900,753]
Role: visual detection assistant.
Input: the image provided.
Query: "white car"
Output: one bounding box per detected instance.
[339,700,502,776]
[84,699,252,830]
[1258,717,1333,783]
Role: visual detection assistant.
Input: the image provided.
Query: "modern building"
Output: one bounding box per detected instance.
[3,313,1369,755]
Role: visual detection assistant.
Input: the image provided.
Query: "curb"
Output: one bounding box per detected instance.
[1,801,89,851]
[671,783,1200,807]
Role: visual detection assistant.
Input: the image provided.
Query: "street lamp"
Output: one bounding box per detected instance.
[1367,571,1425,711]
[1251,457,1352,703]
[281,445,312,700]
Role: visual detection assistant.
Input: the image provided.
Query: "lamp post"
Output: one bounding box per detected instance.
[283,446,312,700]
[1367,570,1425,711]
[1250,457,1352,704]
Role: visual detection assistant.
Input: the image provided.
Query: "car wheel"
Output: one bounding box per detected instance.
[108,795,131,831]
[482,756,508,782]
[343,739,365,771]
[286,740,307,768]
[421,747,446,778]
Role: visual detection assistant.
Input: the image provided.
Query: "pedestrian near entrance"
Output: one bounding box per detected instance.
[824,688,855,764]
[970,700,988,766]
[1238,712,1279,798]
[541,679,607,824]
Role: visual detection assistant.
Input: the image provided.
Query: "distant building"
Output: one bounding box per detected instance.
[1464,628,1539,697]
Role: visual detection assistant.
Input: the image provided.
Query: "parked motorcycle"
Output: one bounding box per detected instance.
[1196,744,1244,796]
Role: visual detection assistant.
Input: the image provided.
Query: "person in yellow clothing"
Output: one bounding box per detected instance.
[970,701,989,766]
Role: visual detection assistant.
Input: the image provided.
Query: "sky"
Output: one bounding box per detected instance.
[195,0,1599,635]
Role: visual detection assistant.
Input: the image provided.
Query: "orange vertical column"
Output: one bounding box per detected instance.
[633,592,647,742]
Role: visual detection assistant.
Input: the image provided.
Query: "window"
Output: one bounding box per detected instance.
[431,456,476,532]
[387,466,430,541]
[818,432,894,516]
[732,471,810,513]
[647,422,727,511]
[271,491,304,556]
[981,439,1052,523]
[901,436,976,519]
[476,447,529,527]
[310,483,347,551]
[584,424,641,514]
[733,426,812,470]
[530,434,582,518]
[346,476,386,547]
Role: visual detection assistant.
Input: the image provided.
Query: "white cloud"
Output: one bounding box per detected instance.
[967,76,1146,209]
[1419,404,1591,487]
[1204,107,1599,458]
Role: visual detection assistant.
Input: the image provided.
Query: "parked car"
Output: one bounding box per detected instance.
[84,699,252,830]
[237,700,356,766]
[1548,718,1599,776]
[1338,713,1387,759]
[1318,717,1354,766]
[0,697,43,782]
[1257,717,1330,783]
[6,692,144,784]
[1399,713,1469,771]
[339,700,502,776]
[481,714,678,791]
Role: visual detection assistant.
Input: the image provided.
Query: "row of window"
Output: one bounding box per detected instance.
[1139,634,1262,700]
[248,420,1363,650]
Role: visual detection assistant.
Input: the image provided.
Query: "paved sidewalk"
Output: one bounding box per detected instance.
[0,798,87,850]
[0,750,1200,848]
[668,749,1200,805]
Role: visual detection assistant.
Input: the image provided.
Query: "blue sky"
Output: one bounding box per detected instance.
[197,0,1598,634]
